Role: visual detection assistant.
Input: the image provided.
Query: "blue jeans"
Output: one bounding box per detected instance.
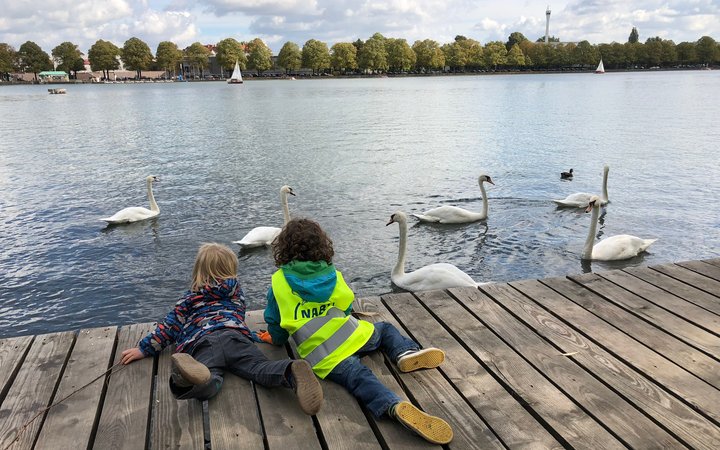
[325,321,418,418]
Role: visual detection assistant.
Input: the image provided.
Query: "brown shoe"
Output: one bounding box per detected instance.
[397,348,445,373]
[392,401,453,444]
[290,360,323,415]
[171,353,211,387]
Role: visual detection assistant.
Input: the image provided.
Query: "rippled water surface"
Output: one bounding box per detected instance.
[1,72,719,337]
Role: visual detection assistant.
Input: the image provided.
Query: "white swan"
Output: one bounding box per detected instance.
[100,176,159,224]
[386,211,479,291]
[413,174,495,224]
[233,185,295,248]
[582,195,656,260]
[553,165,610,208]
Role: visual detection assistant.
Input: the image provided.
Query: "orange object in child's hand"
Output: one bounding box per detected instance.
[256,330,273,344]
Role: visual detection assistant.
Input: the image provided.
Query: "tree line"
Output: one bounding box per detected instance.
[1,27,718,82]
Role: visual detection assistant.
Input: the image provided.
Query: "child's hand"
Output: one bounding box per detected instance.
[121,347,145,365]
[252,330,273,344]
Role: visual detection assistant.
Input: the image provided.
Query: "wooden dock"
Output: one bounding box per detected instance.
[1,258,720,449]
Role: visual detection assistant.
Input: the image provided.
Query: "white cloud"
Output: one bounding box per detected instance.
[0,0,717,55]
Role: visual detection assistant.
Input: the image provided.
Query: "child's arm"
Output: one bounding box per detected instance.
[263,287,290,345]
[132,300,186,358]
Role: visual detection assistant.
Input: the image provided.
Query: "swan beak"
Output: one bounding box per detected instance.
[288,190,296,196]
[585,203,593,213]
[386,218,395,226]
[487,177,495,185]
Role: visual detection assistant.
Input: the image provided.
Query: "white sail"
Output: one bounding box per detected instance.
[595,59,605,74]
[228,60,243,84]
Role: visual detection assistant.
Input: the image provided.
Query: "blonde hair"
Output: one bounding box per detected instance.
[190,243,238,291]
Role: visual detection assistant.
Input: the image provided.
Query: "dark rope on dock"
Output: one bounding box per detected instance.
[3,361,127,450]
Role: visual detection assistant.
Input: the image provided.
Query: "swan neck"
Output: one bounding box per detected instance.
[601,170,609,202]
[147,179,159,212]
[393,220,407,278]
[281,191,290,224]
[582,205,599,258]
[479,181,489,216]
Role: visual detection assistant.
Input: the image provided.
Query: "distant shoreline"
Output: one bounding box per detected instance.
[1,65,714,86]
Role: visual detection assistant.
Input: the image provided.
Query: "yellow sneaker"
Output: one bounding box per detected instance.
[392,401,453,444]
[397,348,445,372]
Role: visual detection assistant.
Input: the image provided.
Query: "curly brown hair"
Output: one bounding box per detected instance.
[272,218,334,266]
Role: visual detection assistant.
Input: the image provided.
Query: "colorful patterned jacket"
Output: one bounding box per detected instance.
[138,278,252,355]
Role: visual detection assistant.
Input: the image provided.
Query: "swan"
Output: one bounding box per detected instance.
[233,185,295,248]
[100,176,160,224]
[582,195,656,260]
[386,211,479,291]
[553,165,609,208]
[561,168,573,179]
[412,174,494,224]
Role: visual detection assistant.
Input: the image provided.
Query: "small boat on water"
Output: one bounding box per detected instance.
[595,59,605,74]
[228,60,243,84]
[48,88,67,94]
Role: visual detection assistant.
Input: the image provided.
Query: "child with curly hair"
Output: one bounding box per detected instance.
[259,218,453,444]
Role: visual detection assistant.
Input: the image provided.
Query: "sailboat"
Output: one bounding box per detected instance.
[595,59,605,74]
[228,60,243,84]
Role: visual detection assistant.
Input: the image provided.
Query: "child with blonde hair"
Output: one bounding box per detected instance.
[121,243,323,414]
[258,219,453,444]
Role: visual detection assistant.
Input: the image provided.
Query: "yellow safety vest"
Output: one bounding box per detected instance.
[272,269,373,378]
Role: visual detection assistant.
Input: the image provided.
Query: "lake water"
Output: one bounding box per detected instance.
[1,72,719,338]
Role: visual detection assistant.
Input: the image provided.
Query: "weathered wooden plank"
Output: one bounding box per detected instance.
[506,280,720,449]
[35,326,117,450]
[0,335,34,402]
[539,276,720,388]
[623,266,720,315]
[598,269,720,334]
[704,258,720,268]
[360,295,564,450]
[677,260,720,283]
[453,284,679,449]
[151,346,204,450]
[94,323,156,450]
[0,331,74,450]
[208,373,263,450]
[390,288,624,449]
[539,277,720,423]
[245,311,321,450]
[374,293,512,449]
[651,263,720,296]
[570,273,720,358]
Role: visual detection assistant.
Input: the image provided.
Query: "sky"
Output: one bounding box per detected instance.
[0,0,718,55]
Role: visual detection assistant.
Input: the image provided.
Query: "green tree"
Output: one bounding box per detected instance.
[536,36,559,43]
[330,42,358,73]
[215,38,246,77]
[301,39,330,74]
[441,41,466,72]
[51,42,83,78]
[247,38,273,75]
[696,36,719,65]
[644,37,663,66]
[461,38,485,69]
[660,40,677,66]
[17,41,52,80]
[121,37,153,79]
[483,41,507,70]
[277,42,302,74]
[0,43,17,81]
[412,39,444,71]
[385,38,415,72]
[88,39,120,80]
[352,39,364,57]
[506,43,526,68]
[185,42,211,78]
[571,40,599,67]
[506,32,528,51]
[156,41,183,78]
[676,41,697,65]
[628,27,639,44]
[358,34,388,72]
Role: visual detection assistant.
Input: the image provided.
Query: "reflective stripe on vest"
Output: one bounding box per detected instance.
[271,269,373,378]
